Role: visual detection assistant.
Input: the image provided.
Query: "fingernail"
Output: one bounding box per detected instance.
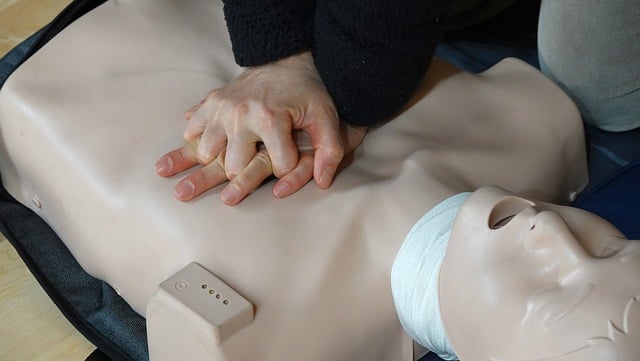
[319,168,336,188]
[155,157,172,174]
[175,180,195,200]
[221,184,240,204]
[273,182,291,198]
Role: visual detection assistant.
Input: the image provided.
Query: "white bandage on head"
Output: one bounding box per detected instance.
[391,192,470,361]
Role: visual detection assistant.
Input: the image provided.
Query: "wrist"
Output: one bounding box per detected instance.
[272,51,316,73]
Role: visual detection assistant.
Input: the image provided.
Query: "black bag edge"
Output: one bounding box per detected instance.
[0,1,143,361]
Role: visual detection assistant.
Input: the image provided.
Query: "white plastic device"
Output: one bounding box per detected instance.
[146,263,254,361]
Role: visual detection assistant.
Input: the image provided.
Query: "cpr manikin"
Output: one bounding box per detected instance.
[0,0,610,360]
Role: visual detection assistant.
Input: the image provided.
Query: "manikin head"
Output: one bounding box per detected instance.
[440,186,640,361]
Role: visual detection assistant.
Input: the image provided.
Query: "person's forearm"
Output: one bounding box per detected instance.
[222,0,317,66]
[312,0,452,127]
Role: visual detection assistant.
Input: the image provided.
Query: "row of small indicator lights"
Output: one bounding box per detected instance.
[201,284,230,305]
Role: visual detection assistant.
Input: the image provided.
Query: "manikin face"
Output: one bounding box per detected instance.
[439,186,640,361]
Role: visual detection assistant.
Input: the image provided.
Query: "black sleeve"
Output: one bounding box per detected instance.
[312,0,452,126]
[221,0,317,66]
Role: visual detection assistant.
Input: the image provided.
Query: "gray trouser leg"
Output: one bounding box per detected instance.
[538,0,640,131]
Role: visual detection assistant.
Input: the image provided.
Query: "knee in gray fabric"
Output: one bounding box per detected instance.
[537,0,640,132]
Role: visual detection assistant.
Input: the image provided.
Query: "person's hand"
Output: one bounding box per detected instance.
[154,125,367,205]
[182,51,344,194]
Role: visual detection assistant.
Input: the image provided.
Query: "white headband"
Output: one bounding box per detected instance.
[391,192,470,360]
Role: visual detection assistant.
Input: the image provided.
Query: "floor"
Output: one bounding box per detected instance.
[0,1,97,360]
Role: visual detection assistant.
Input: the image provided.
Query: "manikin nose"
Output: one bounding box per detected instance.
[524,211,589,276]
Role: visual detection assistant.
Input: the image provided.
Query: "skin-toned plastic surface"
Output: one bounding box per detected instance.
[441,186,640,361]
[0,0,587,360]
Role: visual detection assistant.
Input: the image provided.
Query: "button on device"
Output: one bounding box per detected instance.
[175,280,189,290]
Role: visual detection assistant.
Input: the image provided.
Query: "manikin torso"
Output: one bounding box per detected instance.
[0,0,587,360]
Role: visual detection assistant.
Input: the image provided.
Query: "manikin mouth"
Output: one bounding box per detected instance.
[525,282,594,327]
[489,344,592,361]
[494,290,639,361]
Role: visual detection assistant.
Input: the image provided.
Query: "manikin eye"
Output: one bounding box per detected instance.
[488,197,535,230]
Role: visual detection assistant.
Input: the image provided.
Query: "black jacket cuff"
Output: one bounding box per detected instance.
[222,0,316,66]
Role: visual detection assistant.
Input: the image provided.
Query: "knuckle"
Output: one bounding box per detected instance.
[232,171,251,188]
[273,161,296,177]
[287,170,307,186]
[323,144,344,162]
[190,172,208,188]
[254,151,274,171]
[270,149,296,177]
[196,146,216,165]
[206,88,222,101]
[184,121,206,140]
[213,153,225,171]
[225,167,240,180]
[230,169,256,190]
[255,107,285,133]
[231,102,250,120]
[178,146,194,163]
[258,103,278,123]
